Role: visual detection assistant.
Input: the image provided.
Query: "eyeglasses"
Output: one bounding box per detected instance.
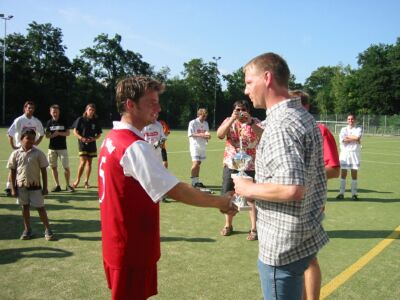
[235,108,247,112]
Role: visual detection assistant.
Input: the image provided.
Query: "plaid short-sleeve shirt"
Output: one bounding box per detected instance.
[255,98,329,266]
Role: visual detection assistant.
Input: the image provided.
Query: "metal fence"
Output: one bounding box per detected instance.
[314,114,400,136]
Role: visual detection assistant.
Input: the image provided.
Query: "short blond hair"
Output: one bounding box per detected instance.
[243,52,290,87]
[197,108,208,116]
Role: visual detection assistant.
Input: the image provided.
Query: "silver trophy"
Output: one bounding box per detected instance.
[231,150,252,211]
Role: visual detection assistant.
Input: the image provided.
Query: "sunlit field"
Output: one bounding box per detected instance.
[0,128,399,299]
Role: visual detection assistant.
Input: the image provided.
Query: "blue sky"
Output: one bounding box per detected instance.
[2,0,400,84]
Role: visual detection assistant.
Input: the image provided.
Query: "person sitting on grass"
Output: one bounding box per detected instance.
[7,128,54,241]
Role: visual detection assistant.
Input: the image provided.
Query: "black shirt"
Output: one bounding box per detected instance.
[72,116,102,139]
[45,118,68,150]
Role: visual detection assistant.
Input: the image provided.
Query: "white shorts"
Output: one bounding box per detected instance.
[340,150,361,170]
[190,146,207,161]
[16,187,44,208]
[48,149,70,169]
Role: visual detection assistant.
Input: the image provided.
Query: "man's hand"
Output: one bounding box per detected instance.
[233,176,254,199]
[219,192,238,215]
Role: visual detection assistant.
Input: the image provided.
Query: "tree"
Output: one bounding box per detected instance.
[80,33,153,120]
[182,58,221,123]
[2,22,74,122]
[288,74,303,91]
[354,41,400,114]
[160,77,191,128]
[304,66,340,114]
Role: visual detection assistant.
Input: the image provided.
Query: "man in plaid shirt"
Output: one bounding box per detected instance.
[233,52,329,300]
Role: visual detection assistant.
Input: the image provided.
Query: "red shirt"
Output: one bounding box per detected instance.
[98,129,160,269]
[318,124,340,168]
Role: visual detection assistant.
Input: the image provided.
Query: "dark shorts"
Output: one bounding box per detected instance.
[220,166,255,195]
[104,261,158,300]
[78,141,97,158]
[161,148,168,162]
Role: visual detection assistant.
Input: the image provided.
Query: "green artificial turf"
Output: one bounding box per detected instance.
[0,129,399,299]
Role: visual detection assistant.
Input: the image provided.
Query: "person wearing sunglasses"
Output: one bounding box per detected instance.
[217,99,262,240]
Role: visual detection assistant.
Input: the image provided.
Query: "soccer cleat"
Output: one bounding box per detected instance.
[4,188,12,197]
[66,185,75,192]
[20,228,32,240]
[194,182,206,188]
[51,185,62,192]
[352,195,359,201]
[45,229,55,241]
[336,194,344,200]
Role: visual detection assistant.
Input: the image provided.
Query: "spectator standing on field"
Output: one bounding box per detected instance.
[158,119,170,168]
[188,108,211,189]
[98,76,237,300]
[336,114,362,201]
[234,52,328,300]
[290,90,340,300]
[5,101,45,197]
[7,129,54,241]
[45,104,74,193]
[217,99,262,240]
[141,119,166,163]
[72,103,102,189]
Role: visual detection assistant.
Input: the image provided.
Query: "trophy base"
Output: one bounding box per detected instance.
[232,198,252,211]
[236,204,252,211]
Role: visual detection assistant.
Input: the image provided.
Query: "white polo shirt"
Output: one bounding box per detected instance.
[8,115,44,148]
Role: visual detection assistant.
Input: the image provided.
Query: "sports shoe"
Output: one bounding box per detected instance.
[66,185,75,192]
[45,229,55,241]
[20,228,32,240]
[194,182,206,188]
[352,195,359,201]
[336,194,344,200]
[4,188,12,197]
[51,185,62,192]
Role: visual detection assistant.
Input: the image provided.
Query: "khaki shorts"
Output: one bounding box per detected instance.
[16,187,44,208]
[48,149,70,169]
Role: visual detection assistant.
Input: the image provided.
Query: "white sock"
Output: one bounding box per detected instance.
[339,179,346,194]
[351,180,358,196]
[6,182,11,189]
[191,177,199,185]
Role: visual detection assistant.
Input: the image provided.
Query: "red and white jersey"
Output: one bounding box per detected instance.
[141,121,165,161]
[141,121,165,145]
[188,117,209,148]
[98,121,178,269]
[8,114,44,147]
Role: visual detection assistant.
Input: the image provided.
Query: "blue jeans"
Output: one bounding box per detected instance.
[257,254,315,300]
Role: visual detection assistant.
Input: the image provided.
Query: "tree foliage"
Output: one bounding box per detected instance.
[1,22,399,128]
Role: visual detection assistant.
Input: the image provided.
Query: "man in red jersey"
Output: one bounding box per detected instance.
[290,90,340,300]
[98,76,236,300]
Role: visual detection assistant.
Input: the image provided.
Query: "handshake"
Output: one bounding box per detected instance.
[154,137,167,149]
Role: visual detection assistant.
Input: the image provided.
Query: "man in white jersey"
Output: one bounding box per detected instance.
[336,114,362,201]
[141,119,166,162]
[5,101,45,196]
[188,108,211,189]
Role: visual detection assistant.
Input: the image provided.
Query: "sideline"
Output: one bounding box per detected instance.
[321,225,400,299]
